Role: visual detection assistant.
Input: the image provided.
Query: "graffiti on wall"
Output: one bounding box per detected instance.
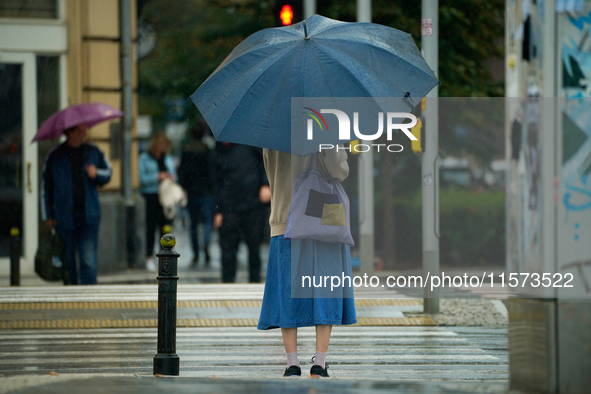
[562,12,591,217]
[560,10,591,295]
[521,96,543,273]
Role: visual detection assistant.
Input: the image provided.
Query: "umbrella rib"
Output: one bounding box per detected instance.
[304,18,355,37]
[210,29,302,78]
[317,36,438,89]
[309,43,374,98]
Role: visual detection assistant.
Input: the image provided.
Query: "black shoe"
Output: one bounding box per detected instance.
[310,364,329,378]
[283,365,301,377]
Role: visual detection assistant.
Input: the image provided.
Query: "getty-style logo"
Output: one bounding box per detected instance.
[304,108,418,152]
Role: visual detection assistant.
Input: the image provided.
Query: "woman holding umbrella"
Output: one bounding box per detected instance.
[257,147,357,378]
[189,15,438,377]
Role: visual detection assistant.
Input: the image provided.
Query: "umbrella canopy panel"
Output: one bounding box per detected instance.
[191,15,439,155]
[33,103,123,142]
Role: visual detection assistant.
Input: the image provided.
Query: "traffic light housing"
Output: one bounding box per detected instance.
[410,118,424,155]
[275,0,302,26]
[349,139,360,155]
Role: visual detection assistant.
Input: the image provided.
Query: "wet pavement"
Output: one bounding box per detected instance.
[0,225,514,393]
[0,282,511,392]
[4,375,510,394]
[0,326,508,378]
[0,325,509,393]
[0,222,268,287]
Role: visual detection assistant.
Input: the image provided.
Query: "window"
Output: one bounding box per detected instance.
[0,0,57,19]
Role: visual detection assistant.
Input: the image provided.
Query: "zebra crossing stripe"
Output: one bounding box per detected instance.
[0,326,508,381]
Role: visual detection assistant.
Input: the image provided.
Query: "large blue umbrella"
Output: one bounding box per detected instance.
[190,14,439,156]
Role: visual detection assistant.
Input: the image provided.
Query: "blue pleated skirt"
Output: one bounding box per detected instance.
[257,235,357,330]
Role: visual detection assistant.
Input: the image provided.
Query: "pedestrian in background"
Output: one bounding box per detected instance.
[257,148,357,378]
[211,143,270,283]
[42,123,112,285]
[178,121,214,267]
[139,131,176,272]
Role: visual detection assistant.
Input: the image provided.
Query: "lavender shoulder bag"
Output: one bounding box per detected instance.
[284,152,354,245]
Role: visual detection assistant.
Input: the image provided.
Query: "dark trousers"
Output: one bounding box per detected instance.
[219,207,265,283]
[143,193,172,257]
[57,222,99,285]
[187,194,214,260]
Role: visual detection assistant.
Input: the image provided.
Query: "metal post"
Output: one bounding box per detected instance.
[121,0,136,268]
[421,0,440,313]
[303,0,316,18]
[357,0,371,23]
[9,228,20,286]
[153,234,180,376]
[357,0,375,277]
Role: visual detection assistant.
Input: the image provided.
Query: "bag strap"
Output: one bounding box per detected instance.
[310,151,319,171]
[309,151,337,180]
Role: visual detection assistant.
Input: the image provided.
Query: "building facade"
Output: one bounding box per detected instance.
[0,0,141,279]
[505,0,591,391]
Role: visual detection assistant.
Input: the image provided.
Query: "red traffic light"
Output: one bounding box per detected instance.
[279,4,294,25]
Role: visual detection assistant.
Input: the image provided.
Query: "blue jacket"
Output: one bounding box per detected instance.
[138,151,177,194]
[42,142,112,230]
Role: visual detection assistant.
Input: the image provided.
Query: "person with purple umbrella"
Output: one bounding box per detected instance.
[42,123,112,285]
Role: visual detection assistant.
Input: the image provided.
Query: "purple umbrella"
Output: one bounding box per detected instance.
[33,103,123,142]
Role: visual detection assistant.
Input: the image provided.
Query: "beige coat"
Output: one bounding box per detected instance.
[263,147,349,237]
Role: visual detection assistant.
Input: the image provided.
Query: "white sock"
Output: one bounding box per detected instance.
[314,351,327,369]
[286,352,299,367]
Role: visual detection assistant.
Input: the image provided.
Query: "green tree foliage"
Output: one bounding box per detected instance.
[138,0,274,127]
[318,0,505,97]
[316,0,506,190]
[139,0,504,128]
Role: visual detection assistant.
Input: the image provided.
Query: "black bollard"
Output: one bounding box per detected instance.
[9,228,20,286]
[153,233,180,376]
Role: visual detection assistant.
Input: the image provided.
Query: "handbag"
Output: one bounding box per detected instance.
[285,152,354,245]
[35,227,68,282]
[158,178,188,220]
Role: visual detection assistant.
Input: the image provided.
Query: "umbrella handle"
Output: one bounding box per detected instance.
[404,92,415,111]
